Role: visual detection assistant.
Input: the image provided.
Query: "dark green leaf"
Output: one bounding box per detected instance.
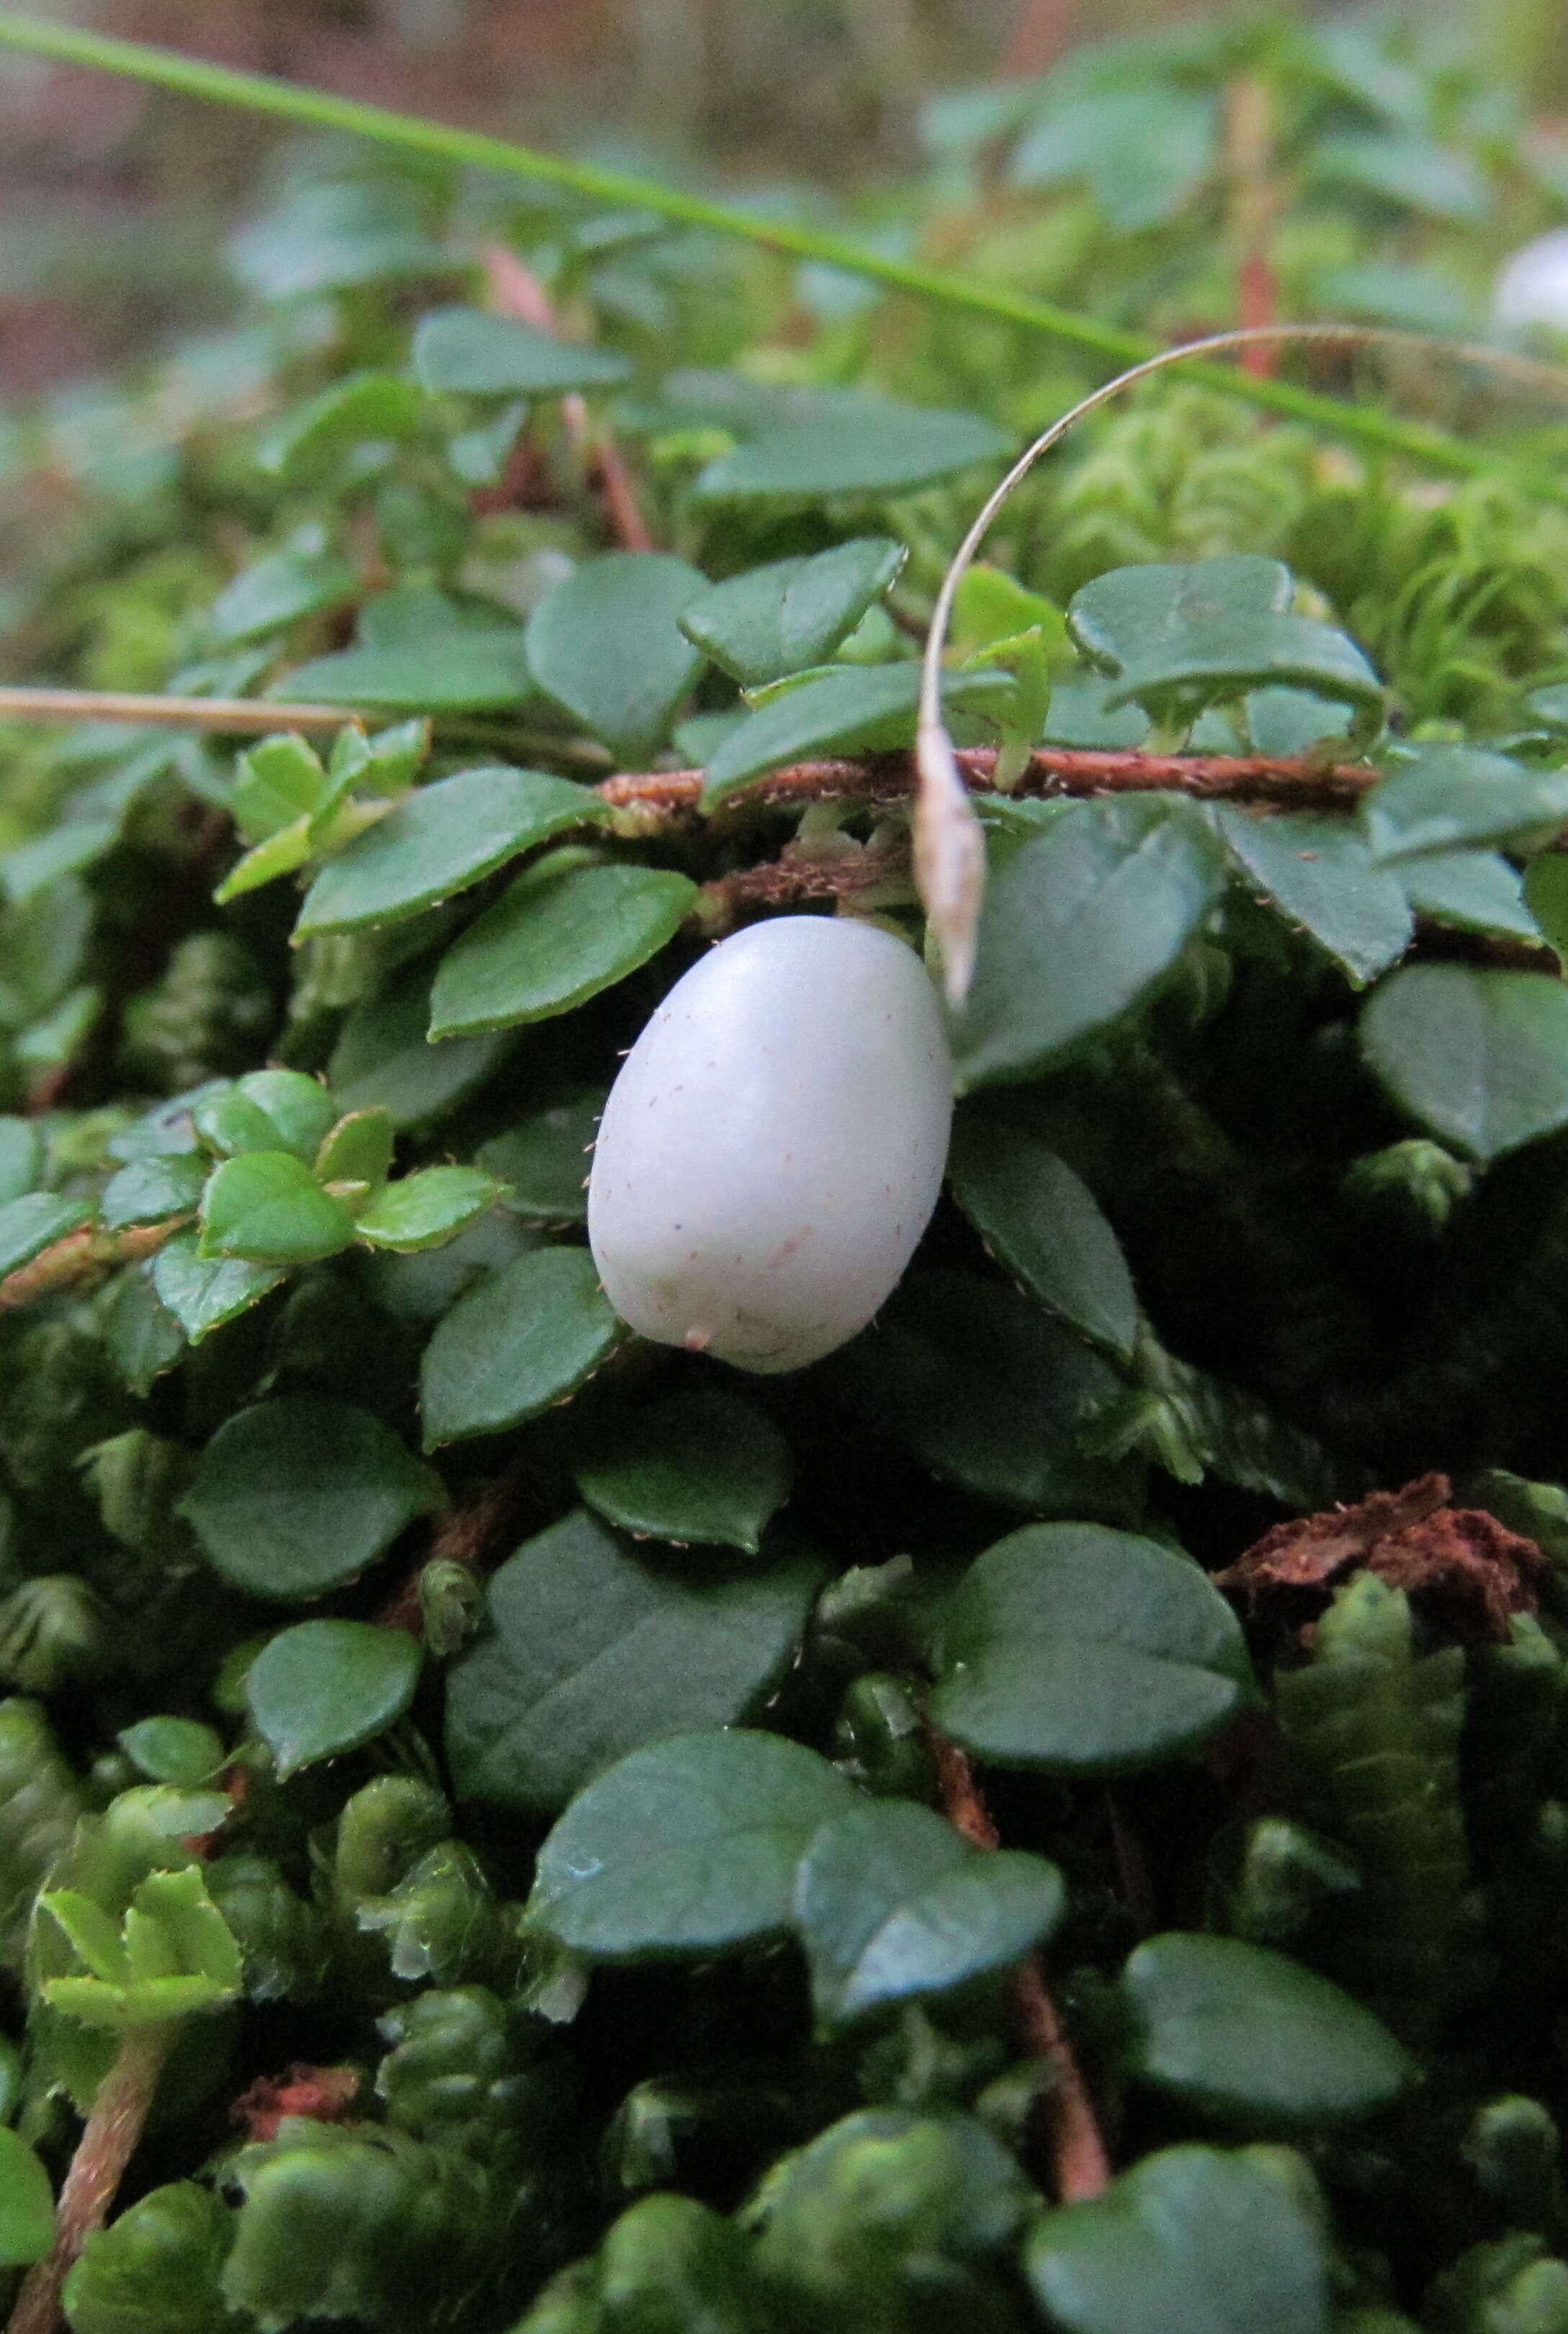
[419,1244,623,1446]
[931,1521,1252,1774]
[100,1155,206,1231]
[0,2127,54,2267]
[413,305,632,395]
[1025,2145,1330,2334]
[210,542,357,645]
[1214,809,1412,987]
[1120,1933,1412,2127]
[949,1110,1137,1361]
[1069,559,1381,717]
[117,1720,225,1787]
[198,1153,357,1266]
[182,1397,443,1601]
[274,630,533,713]
[477,1085,604,1222]
[0,1119,40,1207]
[525,553,708,761]
[701,662,1009,809]
[793,1798,1065,2027]
[678,538,905,687]
[1360,964,1568,1162]
[295,766,606,936]
[246,1620,421,1778]
[952,800,1224,1090]
[428,856,695,1037]
[0,1192,94,1279]
[353,1166,503,1252]
[101,1267,187,1395]
[830,1269,1136,1516]
[693,399,1008,502]
[574,1385,794,1552]
[527,1729,855,1960]
[150,1233,282,1346]
[445,1506,823,1810]
[1363,747,1568,863]
[328,960,511,1130]
[1401,851,1544,944]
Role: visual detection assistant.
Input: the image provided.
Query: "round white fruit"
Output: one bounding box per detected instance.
[588,916,954,1373]
[1494,231,1568,333]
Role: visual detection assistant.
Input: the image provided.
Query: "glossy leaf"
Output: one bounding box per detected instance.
[1025,2145,1330,2334]
[1361,965,1568,1162]
[948,1109,1137,1360]
[445,1506,823,1810]
[678,538,905,686]
[1363,747,1568,863]
[313,1109,395,1189]
[952,800,1225,1090]
[182,1397,443,1601]
[1120,1933,1412,2127]
[931,1521,1252,1773]
[197,1153,357,1266]
[1401,851,1544,943]
[150,1232,282,1346]
[413,305,631,394]
[527,1730,855,1959]
[231,735,328,844]
[574,1385,793,1552]
[1214,809,1412,987]
[1070,558,1382,717]
[525,553,708,761]
[246,1620,422,1777]
[701,663,1009,810]
[117,1719,225,1788]
[793,1798,1065,2027]
[353,1166,504,1252]
[295,765,605,935]
[419,1244,622,1446]
[429,856,695,1036]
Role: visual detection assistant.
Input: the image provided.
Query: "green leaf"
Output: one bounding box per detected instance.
[63,2181,235,2334]
[527,1729,855,1960]
[574,1385,793,1552]
[445,1506,824,1811]
[231,735,328,844]
[1120,1933,1412,2129]
[951,800,1225,1091]
[245,1619,421,1778]
[210,543,357,645]
[234,1071,339,1162]
[1013,84,1219,231]
[182,1396,443,1601]
[1213,809,1412,988]
[428,855,695,1037]
[477,1085,604,1222]
[830,1269,1136,1516]
[313,1108,395,1189]
[212,821,315,906]
[276,637,534,713]
[131,1867,243,1994]
[0,2126,54,2268]
[0,1117,40,1207]
[228,178,449,300]
[257,372,426,482]
[792,1799,1065,2028]
[413,305,632,395]
[949,1110,1137,1362]
[1402,851,1544,944]
[198,1153,357,1266]
[149,1232,282,1346]
[295,766,605,936]
[678,538,905,687]
[700,663,1010,810]
[328,960,511,1131]
[931,1521,1252,1774]
[1314,128,1488,222]
[692,398,1007,502]
[1360,965,1568,1162]
[99,1155,206,1233]
[353,1166,503,1252]
[419,1243,623,1446]
[1069,558,1382,719]
[1025,2145,1330,2334]
[1362,747,1568,863]
[0,1192,93,1279]
[192,1091,285,1161]
[117,1719,225,1788]
[525,553,707,761]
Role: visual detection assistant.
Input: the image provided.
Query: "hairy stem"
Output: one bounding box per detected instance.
[6,2024,171,2334]
[0,12,1533,482]
[928,1730,1111,2204]
[0,1222,177,1314]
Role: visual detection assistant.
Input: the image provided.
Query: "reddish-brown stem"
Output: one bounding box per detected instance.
[0,1220,177,1314]
[483,248,653,552]
[6,2023,171,2334]
[1226,76,1280,380]
[377,1456,535,1635]
[599,741,1378,818]
[928,1730,1112,2204]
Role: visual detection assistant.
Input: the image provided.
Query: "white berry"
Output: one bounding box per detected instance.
[1494,231,1568,333]
[588,916,954,1373]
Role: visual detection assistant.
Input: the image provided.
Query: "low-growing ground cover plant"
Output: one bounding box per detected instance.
[1,8,1568,2332]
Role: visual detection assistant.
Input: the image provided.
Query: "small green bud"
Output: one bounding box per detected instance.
[599,2195,767,2334]
[1341,1140,1473,1240]
[418,1558,485,1658]
[0,1576,112,1694]
[1222,1817,1362,1947]
[78,1430,197,1564]
[830,1673,937,1799]
[1462,2097,1562,2232]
